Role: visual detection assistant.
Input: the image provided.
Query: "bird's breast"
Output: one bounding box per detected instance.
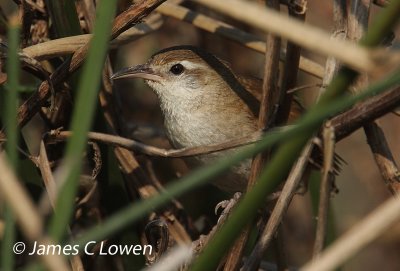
[163,106,256,148]
[160,100,258,193]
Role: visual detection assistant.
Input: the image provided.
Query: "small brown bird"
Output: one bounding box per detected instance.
[112,45,302,192]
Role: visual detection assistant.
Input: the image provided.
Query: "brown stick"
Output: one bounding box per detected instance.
[310,0,347,258]
[36,141,85,271]
[193,0,399,73]
[364,123,400,193]
[347,0,400,195]
[313,122,336,257]
[37,140,57,213]
[156,2,324,78]
[243,140,314,270]
[223,1,284,269]
[14,0,167,130]
[276,1,306,125]
[332,86,400,141]
[49,130,263,158]
[21,14,163,61]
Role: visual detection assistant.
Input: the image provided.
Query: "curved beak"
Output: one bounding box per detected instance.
[111,64,162,81]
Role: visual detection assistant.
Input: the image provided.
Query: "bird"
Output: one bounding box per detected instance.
[111,45,304,193]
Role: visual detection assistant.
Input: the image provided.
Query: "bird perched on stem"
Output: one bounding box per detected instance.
[112,45,304,193]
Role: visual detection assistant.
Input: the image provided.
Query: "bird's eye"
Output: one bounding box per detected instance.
[170,64,184,75]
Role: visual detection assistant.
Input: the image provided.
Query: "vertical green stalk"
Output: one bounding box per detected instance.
[4,19,19,165]
[1,209,15,271]
[1,16,20,271]
[44,0,82,38]
[44,0,82,92]
[48,0,117,242]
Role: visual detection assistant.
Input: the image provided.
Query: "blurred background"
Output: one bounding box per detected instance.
[1,0,400,270]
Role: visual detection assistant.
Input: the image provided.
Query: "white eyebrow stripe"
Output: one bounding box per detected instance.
[179,60,206,70]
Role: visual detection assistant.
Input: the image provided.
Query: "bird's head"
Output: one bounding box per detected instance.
[112,45,260,115]
[113,46,226,100]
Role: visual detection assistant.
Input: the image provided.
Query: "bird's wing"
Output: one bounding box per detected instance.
[235,74,263,101]
[216,55,304,122]
[235,73,304,123]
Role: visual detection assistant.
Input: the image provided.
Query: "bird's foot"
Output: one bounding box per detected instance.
[215,192,242,223]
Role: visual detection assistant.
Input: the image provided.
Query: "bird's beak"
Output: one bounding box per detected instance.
[111,64,162,82]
